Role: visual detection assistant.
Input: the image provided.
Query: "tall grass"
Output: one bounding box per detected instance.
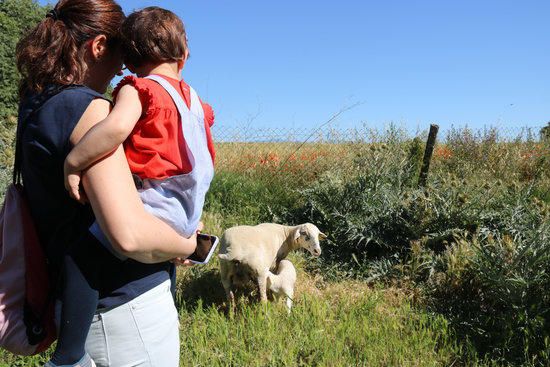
[175,256,467,367]
[0,259,468,367]
[1,125,548,366]
[178,289,460,367]
[207,125,550,365]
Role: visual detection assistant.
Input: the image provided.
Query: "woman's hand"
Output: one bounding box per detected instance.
[172,258,194,266]
[172,222,204,266]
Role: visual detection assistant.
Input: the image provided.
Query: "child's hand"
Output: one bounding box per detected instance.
[64,160,87,204]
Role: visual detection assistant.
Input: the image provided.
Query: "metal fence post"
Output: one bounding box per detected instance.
[418,124,439,188]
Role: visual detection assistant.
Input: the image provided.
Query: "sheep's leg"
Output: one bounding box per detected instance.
[221,277,235,304]
[257,273,268,303]
[284,287,294,312]
[220,260,235,306]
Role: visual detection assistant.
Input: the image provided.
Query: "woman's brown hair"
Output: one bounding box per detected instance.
[121,7,188,68]
[16,0,125,96]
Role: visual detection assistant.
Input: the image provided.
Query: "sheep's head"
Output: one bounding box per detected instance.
[293,223,326,257]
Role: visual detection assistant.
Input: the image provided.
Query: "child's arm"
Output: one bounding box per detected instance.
[64,85,143,202]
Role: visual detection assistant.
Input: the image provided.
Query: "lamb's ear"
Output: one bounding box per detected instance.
[318,232,328,240]
[293,228,301,241]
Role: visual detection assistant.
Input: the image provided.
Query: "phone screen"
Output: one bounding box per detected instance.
[187,234,216,263]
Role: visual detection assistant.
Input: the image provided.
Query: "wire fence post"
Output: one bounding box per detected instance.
[418,124,439,188]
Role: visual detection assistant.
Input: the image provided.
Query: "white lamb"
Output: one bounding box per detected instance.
[218,223,326,305]
[266,259,297,312]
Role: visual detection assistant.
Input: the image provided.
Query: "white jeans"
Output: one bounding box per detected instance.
[84,280,180,367]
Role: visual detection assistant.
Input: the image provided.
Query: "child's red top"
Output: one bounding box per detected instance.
[113,75,215,180]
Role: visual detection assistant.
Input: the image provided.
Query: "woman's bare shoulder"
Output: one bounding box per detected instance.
[70,98,112,145]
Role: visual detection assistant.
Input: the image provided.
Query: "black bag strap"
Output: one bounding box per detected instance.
[13,111,25,186]
[13,86,67,186]
[13,86,71,344]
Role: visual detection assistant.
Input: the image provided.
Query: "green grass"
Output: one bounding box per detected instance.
[177,286,460,367]
[0,256,466,366]
[1,126,549,366]
[175,254,468,366]
[202,127,550,365]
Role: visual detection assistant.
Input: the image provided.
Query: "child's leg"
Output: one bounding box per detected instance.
[49,254,99,366]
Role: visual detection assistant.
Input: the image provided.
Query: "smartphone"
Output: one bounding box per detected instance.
[187,233,219,264]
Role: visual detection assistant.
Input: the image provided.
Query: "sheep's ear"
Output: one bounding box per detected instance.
[318,232,327,240]
[293,228,301,241]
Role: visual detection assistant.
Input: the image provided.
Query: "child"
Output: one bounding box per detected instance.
[48,7,215,367]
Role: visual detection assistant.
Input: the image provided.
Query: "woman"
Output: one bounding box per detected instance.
[16,0,195,366]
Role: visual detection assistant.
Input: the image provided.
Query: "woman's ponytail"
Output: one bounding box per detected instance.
[16,0,124,97]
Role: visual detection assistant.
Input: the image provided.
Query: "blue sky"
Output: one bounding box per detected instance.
[42,0,550,132]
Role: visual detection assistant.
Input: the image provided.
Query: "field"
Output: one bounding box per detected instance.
[0,260,467,367]
[1,124,549,366]
[1,1,549,365]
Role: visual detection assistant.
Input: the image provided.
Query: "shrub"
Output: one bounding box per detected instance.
[204,170,301,229]
[273,126,550,365]
[426,222,550,365]
[0,0,48,118]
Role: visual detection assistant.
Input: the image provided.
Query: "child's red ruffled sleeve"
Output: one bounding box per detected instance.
[112,76,155,115]
[201,101,215,127]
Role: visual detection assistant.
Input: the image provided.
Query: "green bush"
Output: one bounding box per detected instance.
[0,0,48,118]
[426,223,550,365]
[204,170,301,229]
[0,0,48,200]
[271,126,550,365]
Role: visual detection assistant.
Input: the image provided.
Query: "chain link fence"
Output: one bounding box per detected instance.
[211,124,549,183]
[0,124,547,201]
[213,125,545,144]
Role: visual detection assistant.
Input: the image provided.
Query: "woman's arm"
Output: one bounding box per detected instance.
[71,98,197,263]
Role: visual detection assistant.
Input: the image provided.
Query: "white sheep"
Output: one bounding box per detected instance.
[266,259,297,312]
[218,222,326,305]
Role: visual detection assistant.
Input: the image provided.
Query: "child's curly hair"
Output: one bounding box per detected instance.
[121,6,188,68]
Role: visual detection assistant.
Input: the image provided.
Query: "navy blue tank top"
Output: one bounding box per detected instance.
[19,85,170,308]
